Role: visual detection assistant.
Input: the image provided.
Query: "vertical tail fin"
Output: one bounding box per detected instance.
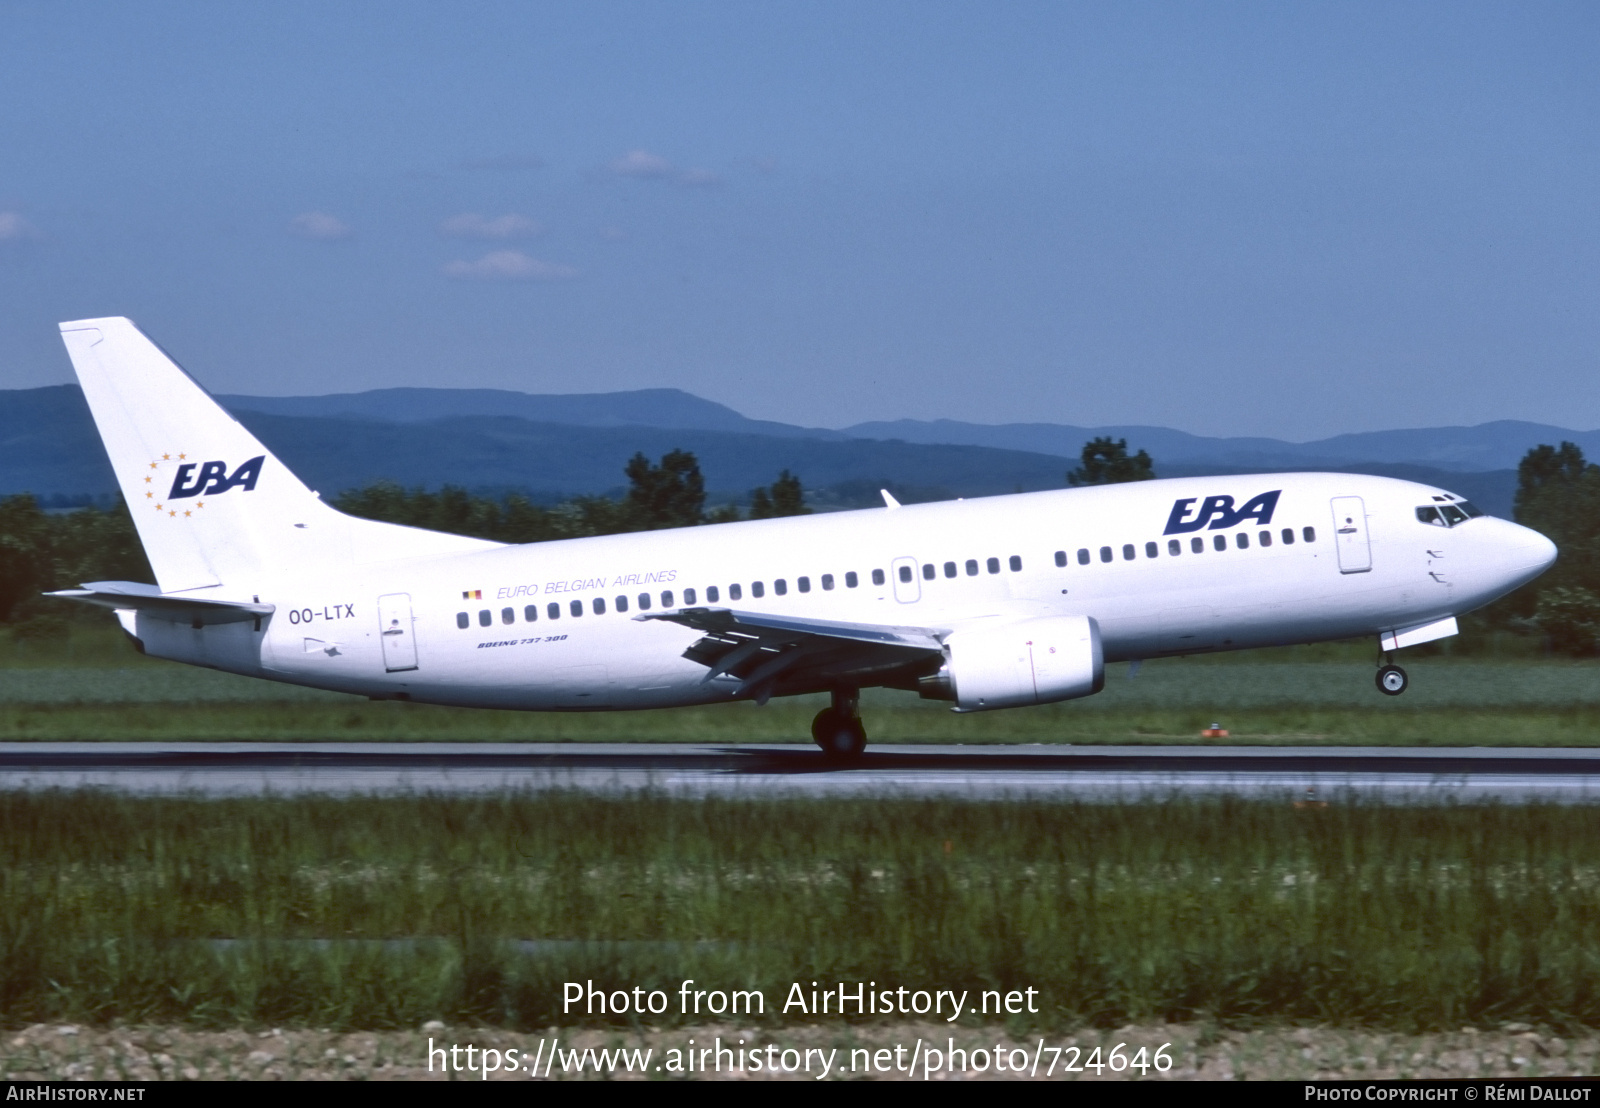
[59,317,497,594]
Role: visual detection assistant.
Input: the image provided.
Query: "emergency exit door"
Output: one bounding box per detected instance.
[1330,497,1372,574]
[377,593,419,672]
[890,557,922,603]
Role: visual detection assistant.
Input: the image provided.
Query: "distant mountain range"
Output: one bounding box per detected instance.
[5,383,1588,519]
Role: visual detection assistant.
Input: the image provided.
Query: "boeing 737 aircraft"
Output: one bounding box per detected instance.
[49,317,1558,757]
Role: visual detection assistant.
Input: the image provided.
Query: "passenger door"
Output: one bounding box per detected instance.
[377,592,419,672]
[1330,497,1372,574]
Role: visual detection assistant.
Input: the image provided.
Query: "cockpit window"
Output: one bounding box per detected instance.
[1418,501,1484,527]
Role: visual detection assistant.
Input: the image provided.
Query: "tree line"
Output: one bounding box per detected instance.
[330,451,809,543]
[3,438,1597,655]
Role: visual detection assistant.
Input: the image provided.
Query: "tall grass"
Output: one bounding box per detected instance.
[3,791,1600,1032]
[5,625,1599,745]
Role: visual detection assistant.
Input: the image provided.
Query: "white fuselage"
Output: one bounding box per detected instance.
[128,472,1556,712]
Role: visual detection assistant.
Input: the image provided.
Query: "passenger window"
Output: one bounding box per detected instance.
[1077,549,1090,566]
[1054,551,1067,567]
[987,557,1001,574]
[661,590,674,607]
[899,565,913,583]
[775,579,788,595]
[1122,544,1135,561]
[1303,526,1316,543]
[478,610,491,627]
[944,561,957,578]
[593,598,606,615]
[638,593,652,610]
[820,576,833,591]
[843,573,856,589]
[547,602,560,620]
[730,583,743,600]
[570,600,583,617]
[1191,537,1204,553]
[871,569,885,586]
[614,596,627,613]
[1009,555,1022,571]
[1236,533,1249,549]
[707,586,720,602]
[1282,528,1295,545]
[1168,539,1180,556]
[1099,546,1112,563]
[797,578,810,593]
[752,582,765,598]
[456,612,469,629]
[502,607,515,624]
[684,587,697,604]
[1213,534,1227,551]
[1259,530,1272,547]
[922,563,935,580]
[967,559,981,575]
[1145,542,1158,558]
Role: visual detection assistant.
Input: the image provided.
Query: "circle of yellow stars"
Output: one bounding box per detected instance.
[142,452,205,519]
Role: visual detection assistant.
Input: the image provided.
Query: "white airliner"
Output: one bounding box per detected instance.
[49,317,1558,757]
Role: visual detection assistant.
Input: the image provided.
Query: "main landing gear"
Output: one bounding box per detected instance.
[812,688,867,761]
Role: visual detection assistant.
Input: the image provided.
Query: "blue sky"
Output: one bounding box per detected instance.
[1,1,1596,439]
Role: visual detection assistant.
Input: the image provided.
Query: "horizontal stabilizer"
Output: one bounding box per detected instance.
[47,580,274,626]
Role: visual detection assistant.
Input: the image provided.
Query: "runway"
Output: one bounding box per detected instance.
[4,742,1600,801]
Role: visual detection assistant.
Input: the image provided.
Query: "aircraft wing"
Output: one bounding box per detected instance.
[636,607,946,701]
[47,580,274,627]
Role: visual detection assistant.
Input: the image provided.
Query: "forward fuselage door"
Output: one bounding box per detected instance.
[377,592,419,672]
[1330,497,1372,574]
[891,556,922,603]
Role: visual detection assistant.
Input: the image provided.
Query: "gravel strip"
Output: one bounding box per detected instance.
[5,1021,1598,1080]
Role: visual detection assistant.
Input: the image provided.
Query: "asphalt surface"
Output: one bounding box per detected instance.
[3,742,1600,801]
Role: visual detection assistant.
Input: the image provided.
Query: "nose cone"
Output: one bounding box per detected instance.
[1492,518,1558,590]
[1513,523,1558,574]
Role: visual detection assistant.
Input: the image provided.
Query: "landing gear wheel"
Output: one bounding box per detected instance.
[811,708,867,761]
[1376,665,1409,696]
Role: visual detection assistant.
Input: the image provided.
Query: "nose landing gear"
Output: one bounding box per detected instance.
[1376,662,1409,696]
[812,688,867,761]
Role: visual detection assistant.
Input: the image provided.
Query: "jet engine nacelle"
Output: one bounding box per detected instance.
[925,615,1104,712]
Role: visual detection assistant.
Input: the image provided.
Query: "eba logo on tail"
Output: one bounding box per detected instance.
[167,456,265,500]
[1164,490,1281,535]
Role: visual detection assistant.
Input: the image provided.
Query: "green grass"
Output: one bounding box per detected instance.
[6,791,1600,1033]
[3,625,1599,744]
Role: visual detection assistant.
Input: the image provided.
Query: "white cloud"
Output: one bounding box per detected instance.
[442,250,576,281]
[439,213,544,240]
[288,212,353,240]
[607,150,724,187]
[0,212,43,241]
[609,150,677,179]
